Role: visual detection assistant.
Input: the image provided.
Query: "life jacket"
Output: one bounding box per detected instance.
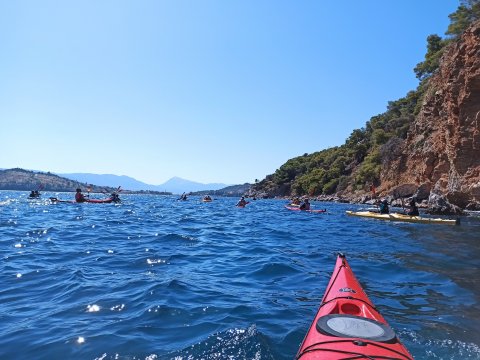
[379,202,389,214]
[75,192,85,202]
[408,206,419,216]
[300,202,310,210]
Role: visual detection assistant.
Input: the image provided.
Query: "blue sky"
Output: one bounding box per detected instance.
[0,0,459,185]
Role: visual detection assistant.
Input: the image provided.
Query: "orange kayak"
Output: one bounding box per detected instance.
[296,254,413,359]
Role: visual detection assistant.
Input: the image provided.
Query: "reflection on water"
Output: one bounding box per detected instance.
[0,191,479,359]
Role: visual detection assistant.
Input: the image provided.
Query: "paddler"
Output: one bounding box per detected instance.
[379,199,389,214]
[291,197,301,206]
[299,198,311,210]
[75,188,87,203]
[407,198,419,216]
[236,196,247,207]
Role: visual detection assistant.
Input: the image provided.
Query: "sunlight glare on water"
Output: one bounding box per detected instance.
[0,191,479,359]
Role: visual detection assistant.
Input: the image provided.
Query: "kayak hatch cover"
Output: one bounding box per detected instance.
[296,253,413,359]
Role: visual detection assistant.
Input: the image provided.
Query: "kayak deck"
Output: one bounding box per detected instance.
[297,254,413,359]
[49,197,119,204]
[346,210,459,225]
[285,205,327,213]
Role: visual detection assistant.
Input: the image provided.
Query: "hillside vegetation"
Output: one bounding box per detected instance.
[253,1,480,201]
[0,168,119,193]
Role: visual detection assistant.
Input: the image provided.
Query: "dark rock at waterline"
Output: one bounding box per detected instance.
[427,192,464,215]
[465,202,480,211]
[413,183,432,201]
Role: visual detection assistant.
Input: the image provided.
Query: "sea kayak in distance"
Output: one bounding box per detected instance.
[50,197,119,204]
[346,210,459,225]
[285,205,327,213]
[296,254,413,360]
[49,197,75,203]
[85,198,118,203]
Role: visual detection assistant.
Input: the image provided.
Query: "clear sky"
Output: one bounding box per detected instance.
[0,0,459,185]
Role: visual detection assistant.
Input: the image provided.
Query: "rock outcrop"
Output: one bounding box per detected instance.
[380,21,480,211]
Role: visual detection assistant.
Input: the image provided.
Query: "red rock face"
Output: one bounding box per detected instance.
[382,22,480,208]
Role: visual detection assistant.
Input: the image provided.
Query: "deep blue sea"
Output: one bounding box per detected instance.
[1,191,479,360]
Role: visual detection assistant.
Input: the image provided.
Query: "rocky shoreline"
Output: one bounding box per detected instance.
[248,21,480,216]
[312,193,468,215]
[249,183,479,215]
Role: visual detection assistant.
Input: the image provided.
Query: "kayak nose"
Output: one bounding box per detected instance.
[296,254,413,359]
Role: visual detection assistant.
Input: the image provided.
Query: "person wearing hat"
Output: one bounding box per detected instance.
[75,188,86,203]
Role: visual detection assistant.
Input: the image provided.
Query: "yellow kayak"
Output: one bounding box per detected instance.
[346,210,460,225]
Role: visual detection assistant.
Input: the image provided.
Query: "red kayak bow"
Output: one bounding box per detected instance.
[50,197,119,204]
[296,254,413,359]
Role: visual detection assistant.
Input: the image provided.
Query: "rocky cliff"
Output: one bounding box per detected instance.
[380,21,480,211]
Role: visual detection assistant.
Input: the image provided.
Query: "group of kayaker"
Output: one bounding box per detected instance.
[377,198,419,216]
[289,197,311,210]
[284,195,420,216]
[72,188,121,203]
[28,190,41,198]
[62,188,420,217]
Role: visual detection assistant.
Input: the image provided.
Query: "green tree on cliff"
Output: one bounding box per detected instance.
[414,34,445,81]
[414,0,479,81]
[446,0,480,37]
[253,1,480,198]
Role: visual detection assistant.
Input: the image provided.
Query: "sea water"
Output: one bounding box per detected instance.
[1,191,479,359]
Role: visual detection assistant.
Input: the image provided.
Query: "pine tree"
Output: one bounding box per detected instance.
[446,0,480,37]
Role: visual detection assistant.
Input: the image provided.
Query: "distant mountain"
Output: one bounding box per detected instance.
[60,173,153,191]
[159,176,229,194]
[60,173,230,194]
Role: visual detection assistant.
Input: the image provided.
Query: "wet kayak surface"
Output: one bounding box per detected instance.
[1,192,479,359]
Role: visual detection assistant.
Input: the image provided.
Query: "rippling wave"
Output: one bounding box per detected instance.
[1,191,479,359]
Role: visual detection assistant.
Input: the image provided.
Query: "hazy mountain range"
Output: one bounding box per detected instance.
[59,173,230,194]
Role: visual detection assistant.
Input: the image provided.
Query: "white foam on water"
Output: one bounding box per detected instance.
[110,304,125,311]
[87,304,100,312]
